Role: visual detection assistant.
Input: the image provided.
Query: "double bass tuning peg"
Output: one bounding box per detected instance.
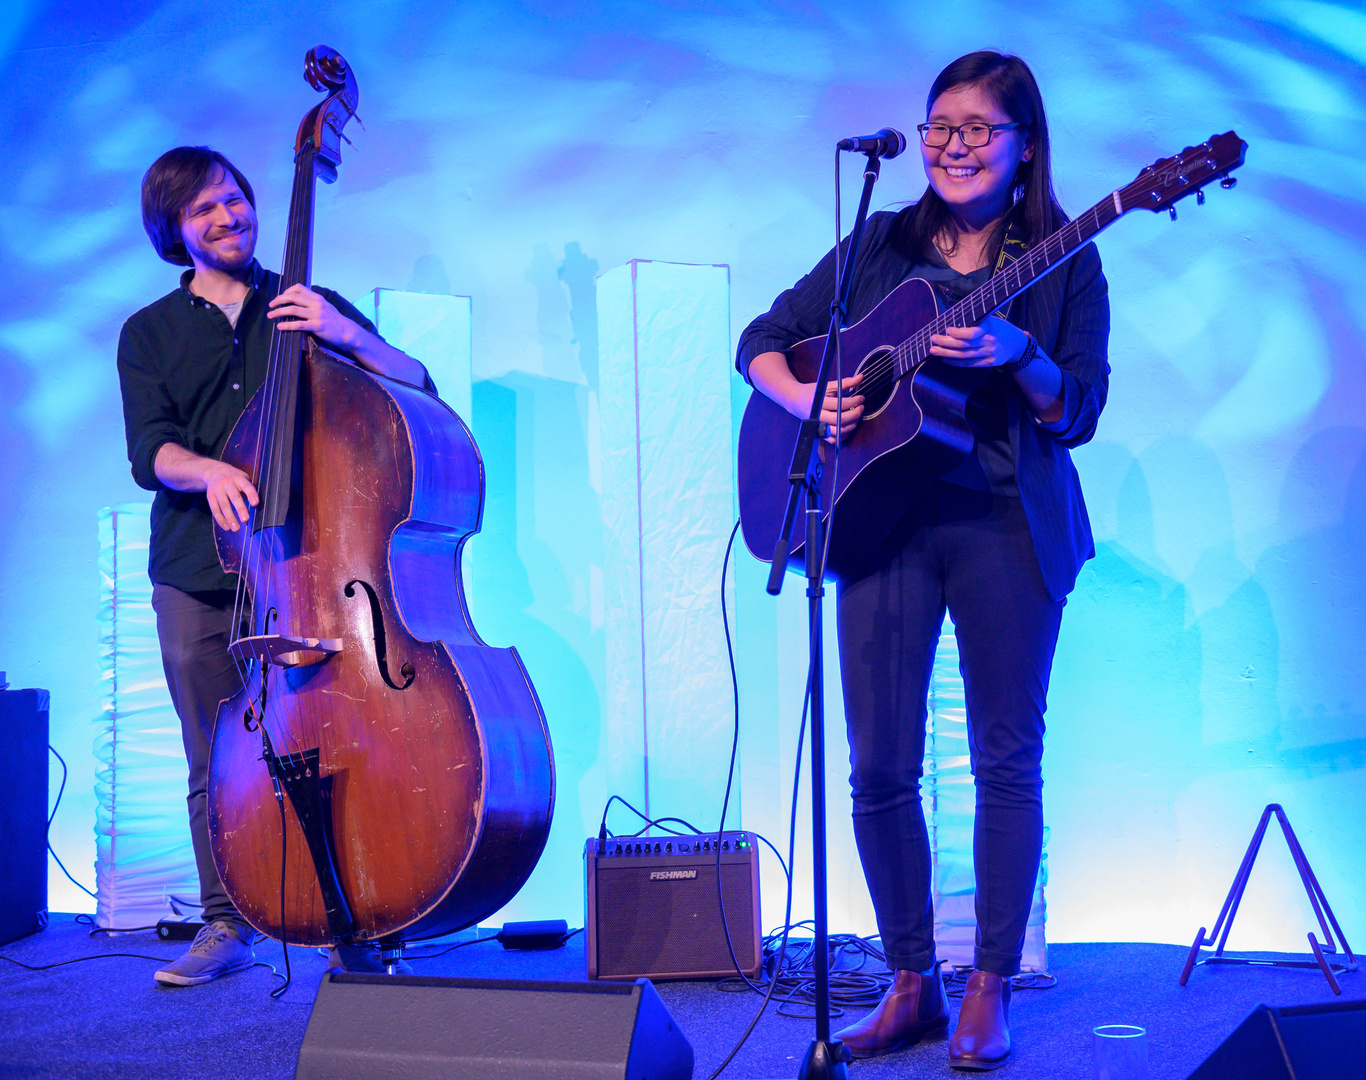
[1220,175,1237,189]
[1196,190,1205,205]
[1168,206,1177,221]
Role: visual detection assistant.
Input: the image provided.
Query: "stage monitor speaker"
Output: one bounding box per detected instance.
[1187,998,1366,1079]
[0,688,48,946]
[585,831,761,981]
[294,971,693,1080]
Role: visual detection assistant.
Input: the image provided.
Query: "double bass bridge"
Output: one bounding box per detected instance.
[229,633,343,669]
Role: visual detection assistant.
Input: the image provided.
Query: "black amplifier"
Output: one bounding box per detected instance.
[584,831,762,981]
[0,689,48,946]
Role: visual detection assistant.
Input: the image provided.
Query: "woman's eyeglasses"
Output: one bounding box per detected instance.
[917,122,1025,148]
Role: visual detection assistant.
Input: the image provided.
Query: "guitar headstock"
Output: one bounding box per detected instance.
[294,46,359,174]
[1118,131,1247,216]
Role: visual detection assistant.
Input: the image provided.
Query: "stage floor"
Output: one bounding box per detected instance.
[0,915,1354,1078]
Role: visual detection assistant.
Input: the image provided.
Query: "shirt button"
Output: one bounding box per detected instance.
[232,383,241,390]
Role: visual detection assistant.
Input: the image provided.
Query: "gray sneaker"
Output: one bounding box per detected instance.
[154,920,255,986]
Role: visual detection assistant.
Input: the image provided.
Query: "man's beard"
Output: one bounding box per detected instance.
[188,223,256,273]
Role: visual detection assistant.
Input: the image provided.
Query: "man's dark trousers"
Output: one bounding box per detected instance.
[151,583,251,934]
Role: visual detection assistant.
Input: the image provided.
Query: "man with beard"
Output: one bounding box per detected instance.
[116,146,429,986]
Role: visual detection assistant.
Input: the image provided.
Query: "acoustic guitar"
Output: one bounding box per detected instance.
[737,132,1247,579]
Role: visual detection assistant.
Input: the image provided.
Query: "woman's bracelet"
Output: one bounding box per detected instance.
[1002,333,1038,374]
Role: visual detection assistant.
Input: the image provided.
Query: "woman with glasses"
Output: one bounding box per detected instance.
[737,50,1109,1069]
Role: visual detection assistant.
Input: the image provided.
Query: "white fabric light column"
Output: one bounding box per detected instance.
[597,260,735,826]
[94,503,198,928]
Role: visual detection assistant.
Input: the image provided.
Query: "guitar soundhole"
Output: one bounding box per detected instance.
[855,348,897,419]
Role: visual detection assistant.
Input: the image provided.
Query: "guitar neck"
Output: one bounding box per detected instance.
[891,193,1122,378]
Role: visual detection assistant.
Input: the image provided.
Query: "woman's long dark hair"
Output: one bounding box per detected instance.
[893,51,1067,266]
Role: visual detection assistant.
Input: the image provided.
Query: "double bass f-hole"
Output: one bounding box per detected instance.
[344,579,416,690]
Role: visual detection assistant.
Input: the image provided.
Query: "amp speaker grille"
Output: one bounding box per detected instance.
[584,834,762,981]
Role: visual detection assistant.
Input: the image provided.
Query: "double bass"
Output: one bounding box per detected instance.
[207,47,553,955]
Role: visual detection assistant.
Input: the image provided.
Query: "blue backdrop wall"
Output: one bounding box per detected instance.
[1,0,1363,953]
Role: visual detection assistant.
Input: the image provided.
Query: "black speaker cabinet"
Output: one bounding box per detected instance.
[585,831,761,981]
[294,971,693,1080]
[1187,998,1366,1079]
[0,688,48,946]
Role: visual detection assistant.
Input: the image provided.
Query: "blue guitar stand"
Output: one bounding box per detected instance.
[1179,803,1356,994]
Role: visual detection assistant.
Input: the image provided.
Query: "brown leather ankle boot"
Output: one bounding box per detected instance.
[948,970,1012,1070]
[833,967,949,1059]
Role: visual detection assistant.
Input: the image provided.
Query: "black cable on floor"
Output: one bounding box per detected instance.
[720,928,892,1019]
[47,745,98,900]
[269,773,292,1002]
[940,964,1057,998]
[704,639,812,1079]
[0,954,289,1005]
[713,520,767,997]
[597,796,791,884]
[76,918,161,935]
[0,951,177,971]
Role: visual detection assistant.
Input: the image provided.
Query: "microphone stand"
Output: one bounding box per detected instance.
[767,148,887,1080]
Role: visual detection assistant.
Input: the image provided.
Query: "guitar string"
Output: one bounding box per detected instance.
[844,206,1094,400]
[848,189,1124,402]
[847,146,1227,399]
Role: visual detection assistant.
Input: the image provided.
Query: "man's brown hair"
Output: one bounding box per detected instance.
[141,146,256,266]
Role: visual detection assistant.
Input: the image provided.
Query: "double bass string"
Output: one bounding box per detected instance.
[235,143,317,762]
[242,142,322,940]
[264,144,317,758]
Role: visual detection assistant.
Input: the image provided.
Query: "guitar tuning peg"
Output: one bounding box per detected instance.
[1168,206,1178,221]
[1196,190,1205,205]
[1220,175,1237,189]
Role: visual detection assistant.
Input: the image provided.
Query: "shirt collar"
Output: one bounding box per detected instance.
[179,259,268,307]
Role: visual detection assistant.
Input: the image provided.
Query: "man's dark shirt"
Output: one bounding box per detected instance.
[117,260,381,592]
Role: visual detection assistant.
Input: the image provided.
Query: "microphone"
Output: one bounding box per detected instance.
[837,128,907,158]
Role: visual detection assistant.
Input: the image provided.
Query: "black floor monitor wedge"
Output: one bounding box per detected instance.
[1187,998,1366,1079]
[295,970,694,1079]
